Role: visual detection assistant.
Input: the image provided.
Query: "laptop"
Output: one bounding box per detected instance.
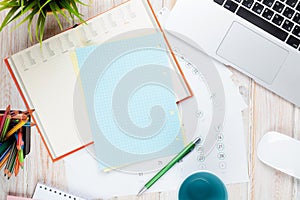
[165,0,300,106]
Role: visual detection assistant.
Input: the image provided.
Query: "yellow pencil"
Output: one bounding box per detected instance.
[4,117,28,140]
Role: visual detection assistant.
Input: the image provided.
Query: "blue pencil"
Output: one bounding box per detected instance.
[0,145,11,162]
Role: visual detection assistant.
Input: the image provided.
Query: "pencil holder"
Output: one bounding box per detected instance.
[0,107,33,179]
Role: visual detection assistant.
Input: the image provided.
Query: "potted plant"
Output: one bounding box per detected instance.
[0,0,87,44]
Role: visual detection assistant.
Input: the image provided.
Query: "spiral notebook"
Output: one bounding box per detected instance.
[32,183,86,200]
[4,0,191,161]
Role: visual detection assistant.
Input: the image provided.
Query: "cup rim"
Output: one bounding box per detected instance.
[177,170,228,200]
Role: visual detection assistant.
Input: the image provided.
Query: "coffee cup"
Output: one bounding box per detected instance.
[178,171,228,200]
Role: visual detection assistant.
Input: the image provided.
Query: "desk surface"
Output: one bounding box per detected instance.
[0,0,299,199]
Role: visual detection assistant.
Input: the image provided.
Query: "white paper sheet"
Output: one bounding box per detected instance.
[63,7,249,199]
[177,59,249,184]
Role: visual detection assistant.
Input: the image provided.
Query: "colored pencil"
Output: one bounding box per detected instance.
[0,107,33,179]
[4,117,28,140]
[0,145,11,162]
[14,153,20,176]
[7,150,17,179]
[11,114,27,120]
[4,142,16,176]
[18,149,24,168]
[0,137,13,156]
[16,130,23,150]
[21,109,35,115]
[0,105,10,139]
[0,115,11,142]
[10,121,35,127]
[0,152,10,170]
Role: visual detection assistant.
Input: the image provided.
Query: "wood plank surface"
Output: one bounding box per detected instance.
[0,0,299,199]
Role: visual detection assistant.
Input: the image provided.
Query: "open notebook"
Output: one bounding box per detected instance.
[4,0,191,161]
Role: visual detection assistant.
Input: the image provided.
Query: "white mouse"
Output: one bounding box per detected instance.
[257,131,300,179]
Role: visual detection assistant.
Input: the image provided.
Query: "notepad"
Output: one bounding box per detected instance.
[4,0,191,161]
[32,183,85,200]
[73,33,187,168]
[6,195,32,200]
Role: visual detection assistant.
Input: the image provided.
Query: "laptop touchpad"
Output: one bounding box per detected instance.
[217,22,288,84]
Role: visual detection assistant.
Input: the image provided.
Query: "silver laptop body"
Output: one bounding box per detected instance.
[166,0,300,106]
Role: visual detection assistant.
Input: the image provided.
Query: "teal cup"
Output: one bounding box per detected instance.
[178,171,228,200]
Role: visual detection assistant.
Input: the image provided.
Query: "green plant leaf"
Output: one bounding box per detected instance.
[12,5,38,32]
[39,14,46,45]
[55,3,71,24]
[39,0,52,11]
[7,1,37,25]
[48,2,62,30]
[0,1,18,7]
[0,6,19,31]
[59,0,85,22]
[20,0,24,12]
[36,11,45,43]
[74,0,88,7]
[27,9,37,42]
[0,0,88,45]
[69,0,79,14]
[0,2,19,12]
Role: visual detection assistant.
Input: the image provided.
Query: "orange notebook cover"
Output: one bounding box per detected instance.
[4,0,192,162]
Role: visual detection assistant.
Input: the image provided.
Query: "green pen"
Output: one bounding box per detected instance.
[137,137,201,196]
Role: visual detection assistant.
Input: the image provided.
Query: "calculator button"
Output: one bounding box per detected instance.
[217,152,226,160]
[197,146,205,153]
[219,161,227,169]
[217,134,224,141]
[197,155,206,162]
[198,164,206,170]
[217,143,225,151]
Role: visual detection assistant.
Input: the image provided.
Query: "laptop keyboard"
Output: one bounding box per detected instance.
[214,0,300,51]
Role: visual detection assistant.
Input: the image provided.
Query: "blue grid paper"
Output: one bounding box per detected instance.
[74,33,185,167]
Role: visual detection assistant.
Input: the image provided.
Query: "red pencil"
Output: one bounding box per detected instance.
[16,129,23,150]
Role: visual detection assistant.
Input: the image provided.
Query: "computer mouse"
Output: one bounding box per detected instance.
[257,131,300,179]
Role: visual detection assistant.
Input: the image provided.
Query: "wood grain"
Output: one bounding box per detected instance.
[0,0,299,200]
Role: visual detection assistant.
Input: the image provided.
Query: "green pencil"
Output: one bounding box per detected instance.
[0,115,11,142]
[4,141,16,177]
[137,137,201,196]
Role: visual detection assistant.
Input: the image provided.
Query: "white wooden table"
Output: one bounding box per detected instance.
[0,0,299,199]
